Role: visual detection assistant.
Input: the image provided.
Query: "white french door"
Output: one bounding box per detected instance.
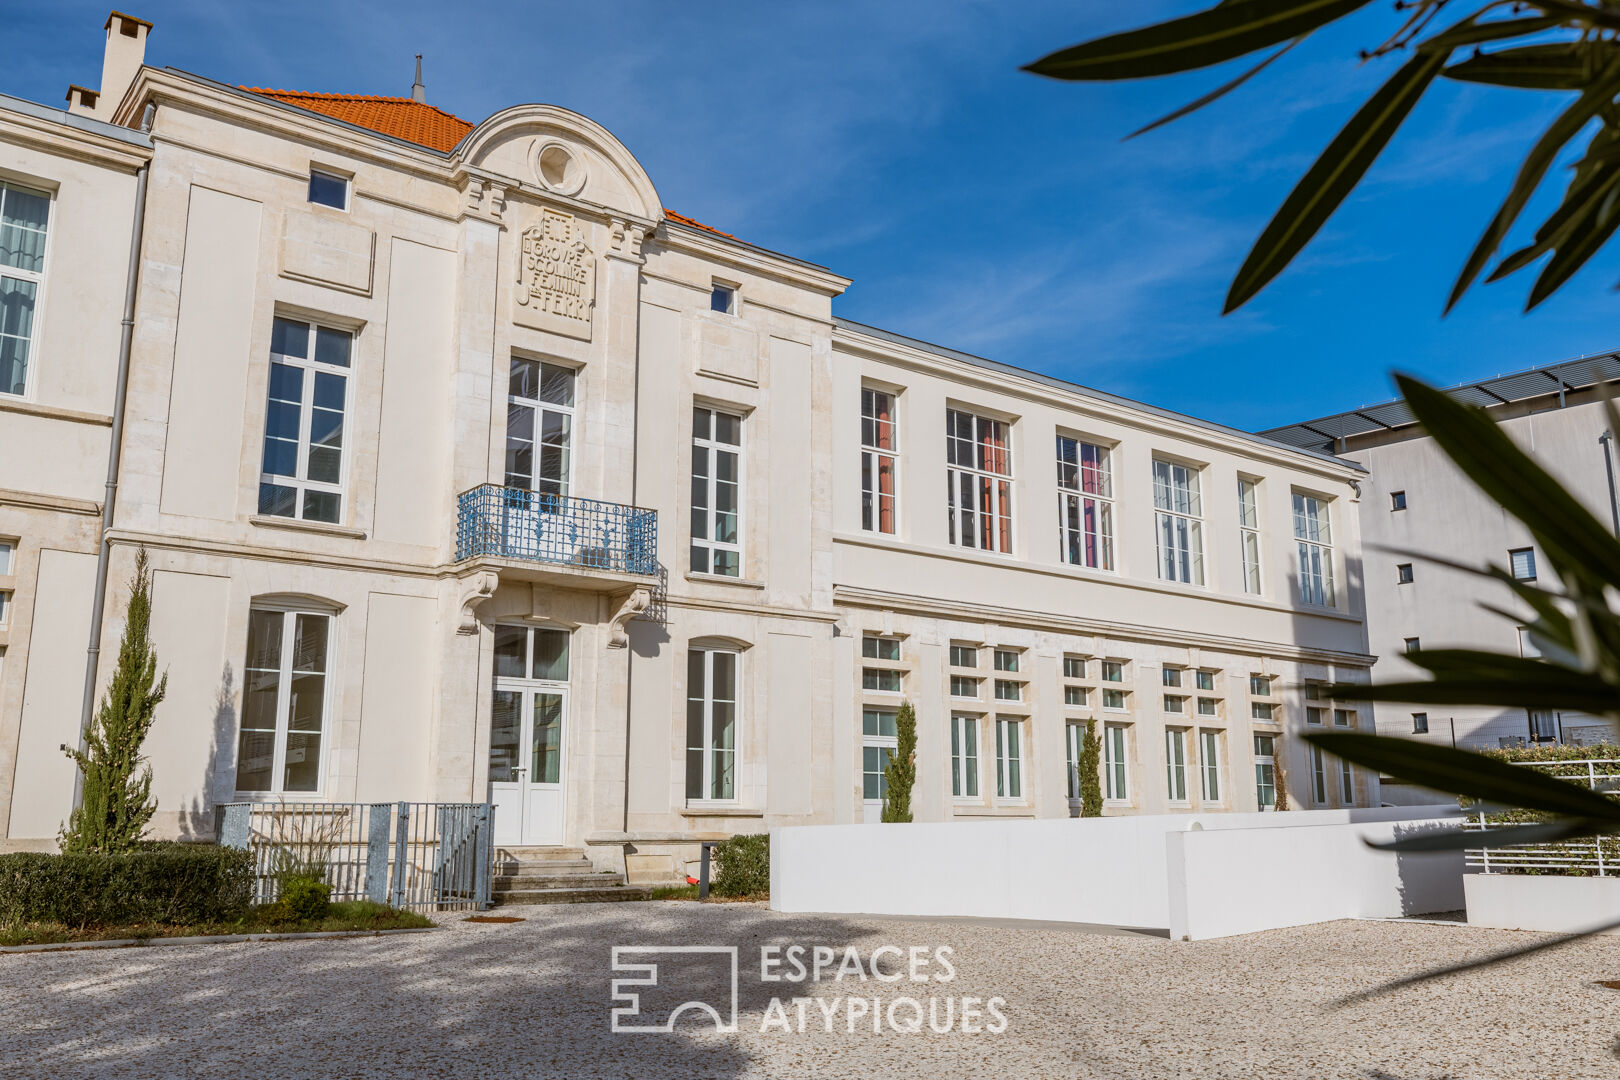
[489,625,570,846]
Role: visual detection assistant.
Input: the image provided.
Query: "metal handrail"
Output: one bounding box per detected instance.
[455,484,658,576]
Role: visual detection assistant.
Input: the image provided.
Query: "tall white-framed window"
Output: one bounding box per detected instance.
[1104,723,1129,801]
[1293,492,1335,606]
[1238,477,1262,594]
[994,716,1023,800]
[686,646,739,801]
[1253,733,1276,808]
[951,712,979,799]
[946,408,1013,554]
[1310,744,1328,805]
[258,317,352,524]
[1199,729,1221,803]
[1153,458,1204,585]
[1065,720,1087,800]
[1057,435,1113,570]
[0,180,50,398]
[862,707,898,807]
[235,605,333,795]
[691,406,743,577]
[861,388,898,535]
[1339,756,1355,803]
[1165,728,1188,803]
[505,356,575,496]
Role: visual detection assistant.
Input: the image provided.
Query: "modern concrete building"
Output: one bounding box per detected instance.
[0,13,1378,869]
[1263,356,1620,752]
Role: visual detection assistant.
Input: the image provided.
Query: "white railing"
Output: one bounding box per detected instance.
[1468,759,1620,877]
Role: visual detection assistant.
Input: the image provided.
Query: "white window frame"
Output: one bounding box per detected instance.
[1339,756,1355,803]
[994,716,1024,801]
[1199,729,1222,803]
[949,674,981,700]
[862,707,899,808]
[949,644,978,669]
[1293,491,1336,607]
[710,281,737,315]
[1413,712,1429,734]
[1510,547,1537,582]
[861,387,898,535]
[1057,435,1114,571]
[1253,733,1276,809]
[235,604,335,796]
[691,405,744,577]
[1065,720,1086,801]
[1153,458,1204,585]
[1102,688,1128,712]
[0,180,50,400]
[1104,723,1129,802]
[1165,727,1189,804]
[863,668,903,695]
[1310,744,1328,805]
[951,713,980,800]
[1101,660,1125,683]
[686,646,741,803]
[1238,477,1262,595]
[307,168,351,211]
[259,316,353,524]
[946,408,1014,554]
[504,356,576,497]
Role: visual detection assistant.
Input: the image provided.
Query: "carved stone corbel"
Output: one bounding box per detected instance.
[486,183,508,221]
[456,570,499,635]
[607,586,651,649]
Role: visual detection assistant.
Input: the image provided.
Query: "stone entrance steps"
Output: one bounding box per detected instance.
[489,846,654,906]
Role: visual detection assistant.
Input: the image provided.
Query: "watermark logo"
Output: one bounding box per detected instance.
[610,944,1007,1036]
[609,946,740,1033]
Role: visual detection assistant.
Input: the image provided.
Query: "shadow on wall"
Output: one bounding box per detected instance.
[176,661,233,842]
[1388,817,1468,917]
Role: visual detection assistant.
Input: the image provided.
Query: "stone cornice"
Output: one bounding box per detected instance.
[0,105,151,173]
[652,222,851,298]
[832,584,1377,668]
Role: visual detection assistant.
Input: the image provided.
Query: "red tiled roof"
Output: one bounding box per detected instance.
[240,87,475,152]
[663,209,736,240]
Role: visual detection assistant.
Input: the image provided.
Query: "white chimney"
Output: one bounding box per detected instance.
[67,11,151,122]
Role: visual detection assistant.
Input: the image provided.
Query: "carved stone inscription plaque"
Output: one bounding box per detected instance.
[515,208,595,340]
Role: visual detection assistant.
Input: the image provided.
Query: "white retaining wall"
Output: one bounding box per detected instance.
[1465,873,1620,935]
[771,805,1465,940]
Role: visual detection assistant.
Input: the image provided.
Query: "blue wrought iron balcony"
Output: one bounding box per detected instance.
[456,485,658,576]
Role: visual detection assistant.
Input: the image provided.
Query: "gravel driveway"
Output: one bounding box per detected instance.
[3,902,1618,1079]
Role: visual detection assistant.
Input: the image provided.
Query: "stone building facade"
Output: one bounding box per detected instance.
[0,13,1376,867]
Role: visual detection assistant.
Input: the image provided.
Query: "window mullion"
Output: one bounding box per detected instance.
[272,617,294,795]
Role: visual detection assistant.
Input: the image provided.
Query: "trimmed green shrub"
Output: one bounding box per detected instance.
[277,875,333,921]
[1078,718,1103,817]
[0,844,254,928]
[710,833,769,898]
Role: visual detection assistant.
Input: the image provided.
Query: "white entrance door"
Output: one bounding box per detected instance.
[489,625,570,846]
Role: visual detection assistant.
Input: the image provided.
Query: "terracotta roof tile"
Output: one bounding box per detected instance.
[663,210,737,241]
[240,87,475,152]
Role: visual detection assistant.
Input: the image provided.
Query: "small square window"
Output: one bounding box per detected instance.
[1249,675,1271,697]
[994,679,1022,702]
[1390,491,1407,511]
[1194,670,1215,692]
[1163,694,1185,714]
[1412,712,1429,734]
[710,284,736,314]
[1334,708,1354,728]
[0,541,11,576]
[950,645,978,669]
[0,590,8,628]
[307,169,350,210]
[1509,547,1537,582]
[863,668,902,693]
[1405,637,1421,654]
[1196,697,1217,717]
[1064,686,1088,707]
[862,635,900,661]
[1396,563,1413,584]
[1251,702,1275,722]
[1103,688,1127,711]
[994,649,1020,673]
[950,675,980,699]
[1161,667,1182,688]
[1306,706,1324,726]
[1101,661,1125,683]
[1063,656,1086,680]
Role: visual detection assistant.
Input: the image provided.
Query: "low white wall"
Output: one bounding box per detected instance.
[1167,817,1465,940]
[771,805,1463,938]
[1465,873,1620,935]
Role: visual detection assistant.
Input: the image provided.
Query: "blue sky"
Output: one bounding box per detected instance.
[11,1,1620,431]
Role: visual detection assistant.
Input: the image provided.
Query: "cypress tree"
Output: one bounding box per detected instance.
[60,548,167,854]
[1078,718,1103,817]
[881,700,917,823]
[1273,734,1290,812]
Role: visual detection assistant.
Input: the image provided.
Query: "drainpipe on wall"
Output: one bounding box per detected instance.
[72,113,154,810]
[1600,430,1620,535]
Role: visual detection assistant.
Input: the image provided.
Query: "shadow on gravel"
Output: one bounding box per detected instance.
[0,902,884,1080]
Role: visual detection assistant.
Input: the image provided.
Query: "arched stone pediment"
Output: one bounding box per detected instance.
[455,104,662,222]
